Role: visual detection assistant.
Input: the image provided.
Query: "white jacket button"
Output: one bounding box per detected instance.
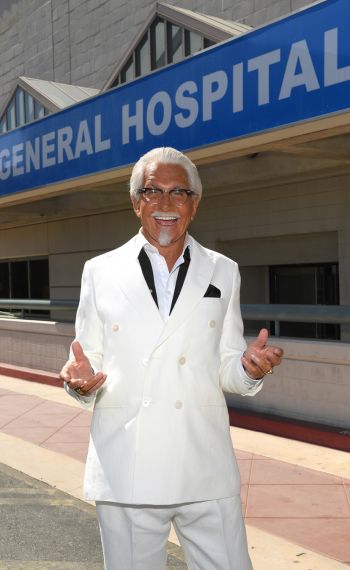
[174,400,183,409]
[143,399,151,407]
[209,320,216,328]
[179,356,186,365]
[112,324,119,332]
[142,358,149,366]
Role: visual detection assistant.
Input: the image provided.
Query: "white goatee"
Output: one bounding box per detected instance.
[158,228,172,246]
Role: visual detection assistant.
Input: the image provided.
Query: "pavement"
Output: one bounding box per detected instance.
[0,374,349,570]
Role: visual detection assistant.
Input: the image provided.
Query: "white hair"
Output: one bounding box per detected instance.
[129,147,202,200]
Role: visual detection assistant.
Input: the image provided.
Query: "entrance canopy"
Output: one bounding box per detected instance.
[1,0,350,205]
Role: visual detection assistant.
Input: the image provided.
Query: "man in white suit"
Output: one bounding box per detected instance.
[61,147,283,570]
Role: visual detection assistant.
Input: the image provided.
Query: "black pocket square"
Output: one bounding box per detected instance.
[204,284,221,298]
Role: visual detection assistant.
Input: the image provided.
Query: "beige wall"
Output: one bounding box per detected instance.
[0,318,348,429]
[0,169,349,328]
[0,319,73,373]
[226,335,350,430]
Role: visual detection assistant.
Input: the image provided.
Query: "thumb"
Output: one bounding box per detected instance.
[252,328,269,349]
[71,341,88,363]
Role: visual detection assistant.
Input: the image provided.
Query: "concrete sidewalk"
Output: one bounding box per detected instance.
[0,375,349,569]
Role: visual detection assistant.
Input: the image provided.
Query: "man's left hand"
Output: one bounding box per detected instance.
[242,328,283,380]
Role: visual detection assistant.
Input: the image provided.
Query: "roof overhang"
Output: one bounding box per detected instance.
[0,77,100,122]
[102,2,251,91]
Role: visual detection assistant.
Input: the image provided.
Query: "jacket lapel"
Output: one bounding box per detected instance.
[155,239,215,346]
[116,238,164,332]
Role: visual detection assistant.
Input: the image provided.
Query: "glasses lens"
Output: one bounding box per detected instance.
[142,188,162,203]
[170,189,188,205]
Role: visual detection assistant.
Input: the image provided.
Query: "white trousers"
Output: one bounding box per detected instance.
[96,496,253,570]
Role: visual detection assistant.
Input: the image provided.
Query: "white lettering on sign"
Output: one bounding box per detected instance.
[0,114,111,180]
[324,28,350,86]
[57,127,74,163]
[279,40,320,100]
[202,70,228,121]
[2,18,350,190]
[121,26,350,145]
[42,131,56,167]
[26,138,40,172]
[232,63,244,113]
[122,100,143,144]
[0,149,11,180]
[12,143,24,176]
[248,50,281,105]
[174,81,198,128]
[147,91,172,135]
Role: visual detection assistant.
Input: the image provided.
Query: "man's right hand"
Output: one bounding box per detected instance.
[60,341,107,396]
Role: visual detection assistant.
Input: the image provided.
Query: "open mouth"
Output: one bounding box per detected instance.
[152,215,179,226]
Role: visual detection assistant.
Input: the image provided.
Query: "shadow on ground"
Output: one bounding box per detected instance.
[0,463,187,570]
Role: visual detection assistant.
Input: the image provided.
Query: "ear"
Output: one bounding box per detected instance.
[131,195,141,219]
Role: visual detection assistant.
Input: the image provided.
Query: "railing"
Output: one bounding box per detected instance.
[241,304,350,323]
[1,300,350,328]
[0,299,78,319]
[241,303,350,337]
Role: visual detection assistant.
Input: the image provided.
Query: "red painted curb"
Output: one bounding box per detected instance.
[229,408,350,453]
[0,363,63,388]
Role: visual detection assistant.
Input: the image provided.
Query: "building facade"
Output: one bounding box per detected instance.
[1,0,350,428]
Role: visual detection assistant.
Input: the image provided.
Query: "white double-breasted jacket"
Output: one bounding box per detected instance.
[67,234,262,504]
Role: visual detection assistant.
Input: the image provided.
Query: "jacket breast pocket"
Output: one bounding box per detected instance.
[191,298,226,336]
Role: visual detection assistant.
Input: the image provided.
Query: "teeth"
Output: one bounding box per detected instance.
[155,216,177,220]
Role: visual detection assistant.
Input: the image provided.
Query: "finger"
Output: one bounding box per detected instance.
[76,374,107,396]
[265,347,284,366]
[272,347,284,358]
[250,353,273,375]
[60,360,80,381]
[241,355,264,380]
[252,328,269,349]
[59,365,72,382]
[84,374,107,394]
[71,341,88,363]
[73,372,107,393]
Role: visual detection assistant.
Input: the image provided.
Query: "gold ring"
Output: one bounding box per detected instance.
[75,387,85,395]
[265,368,273,375]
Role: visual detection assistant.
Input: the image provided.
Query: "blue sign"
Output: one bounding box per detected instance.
[1,0,350,197]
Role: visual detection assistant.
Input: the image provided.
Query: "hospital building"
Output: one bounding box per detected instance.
[0,0,349,434]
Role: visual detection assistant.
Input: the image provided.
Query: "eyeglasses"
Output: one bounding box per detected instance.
[138,187,195,206]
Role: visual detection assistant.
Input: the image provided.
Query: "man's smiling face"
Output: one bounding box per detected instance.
[131,161,200,250]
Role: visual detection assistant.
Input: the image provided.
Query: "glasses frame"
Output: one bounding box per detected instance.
[138,187,196,205]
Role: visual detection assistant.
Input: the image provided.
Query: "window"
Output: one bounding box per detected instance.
[184,30,203,56]
[120,56,134,84]
[112,16,216,87]
[167,22,183,63]
[135,33,151,77]
[0,87,50,134]
[0,258,49,319]
[151,17,166,70]
[270,263,339,340]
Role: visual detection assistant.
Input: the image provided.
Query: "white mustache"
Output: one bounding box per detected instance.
[151,211,180,219]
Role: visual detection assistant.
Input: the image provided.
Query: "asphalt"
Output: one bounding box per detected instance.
[0,462,186,570]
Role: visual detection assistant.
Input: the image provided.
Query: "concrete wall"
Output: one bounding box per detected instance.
[0,318,73,372]
[227,335,350,430]
[0,166,349,326]
[0,205,139,320]
[0,0,315,108]
[0,318,348,429]
[197,170,350,305]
